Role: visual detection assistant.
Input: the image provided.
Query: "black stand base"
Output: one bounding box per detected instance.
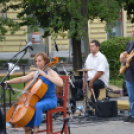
[61,117,71,134]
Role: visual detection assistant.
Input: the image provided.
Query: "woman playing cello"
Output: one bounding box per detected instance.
[5,52,63,134]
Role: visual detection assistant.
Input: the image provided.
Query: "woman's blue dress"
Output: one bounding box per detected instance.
[25,70,57,129]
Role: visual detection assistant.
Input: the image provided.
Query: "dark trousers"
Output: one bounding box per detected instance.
[0,109,4,130]
[87,79,105,103]
[70,79,83,101]
[70,79,105,104]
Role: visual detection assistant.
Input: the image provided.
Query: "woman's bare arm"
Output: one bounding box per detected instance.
[5,72,35,84]
[39,69,63,87]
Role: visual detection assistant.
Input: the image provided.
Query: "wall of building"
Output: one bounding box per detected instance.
[50,32,69,51]
[0,4,28,52]
[49,9,134,55]
[89,19,107,43]
[126,20,133,37]
[1,7,134,57]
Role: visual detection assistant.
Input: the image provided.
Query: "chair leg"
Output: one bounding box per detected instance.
[50,114,53,133]
[46,112,50,134]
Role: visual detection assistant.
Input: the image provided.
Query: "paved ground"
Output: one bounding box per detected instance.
[6,115,134,134]
[5,100,133,134]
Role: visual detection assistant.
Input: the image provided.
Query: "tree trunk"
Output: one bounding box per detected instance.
[71,0,89,70]
[72,37,82,71]
[81,0,90,58]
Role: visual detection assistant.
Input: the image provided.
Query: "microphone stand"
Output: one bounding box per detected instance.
[60,62,75,121]
[78,66,90,122]
[0,49,28,134]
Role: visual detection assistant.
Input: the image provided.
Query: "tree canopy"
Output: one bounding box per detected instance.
[1,0,134,63]
[0,0,121,41]
[1,0,134,70]
[117,0,134,23]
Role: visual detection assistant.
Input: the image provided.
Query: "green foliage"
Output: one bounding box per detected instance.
[0,59,29,66]
[88,0,120,33]
[117,0,134,23]
[58,57,66,62]
[0,17,20,41]
[100,37,133,78]
[109,78,123,87]
[0,0,121,40]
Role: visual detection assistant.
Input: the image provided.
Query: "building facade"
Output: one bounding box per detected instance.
[0,9,133,59]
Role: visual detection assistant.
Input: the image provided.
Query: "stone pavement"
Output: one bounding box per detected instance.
[6,116,134,134]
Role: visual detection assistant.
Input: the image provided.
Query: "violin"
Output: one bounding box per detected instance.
[6,57,59,128]
[119,50,134,74]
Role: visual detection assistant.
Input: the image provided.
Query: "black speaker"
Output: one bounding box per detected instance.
[95,100,118,117]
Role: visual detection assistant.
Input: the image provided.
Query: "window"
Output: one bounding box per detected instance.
[2,12,7,18]
[107,9,123,38]
[32,32,40,44]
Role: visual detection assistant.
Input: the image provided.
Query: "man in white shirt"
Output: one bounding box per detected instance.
[83,40,109,105]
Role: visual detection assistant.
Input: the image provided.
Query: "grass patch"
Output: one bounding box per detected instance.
[0,76,25,101]
[0,76,25,89]
[6,90,22,102]
[109,78,124,88]
[0,90,22,102]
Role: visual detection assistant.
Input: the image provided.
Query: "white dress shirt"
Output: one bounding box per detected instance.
[85,51,109,87]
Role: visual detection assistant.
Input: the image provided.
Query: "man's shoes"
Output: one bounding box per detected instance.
[124,115,134,122]
[88,108,94,116]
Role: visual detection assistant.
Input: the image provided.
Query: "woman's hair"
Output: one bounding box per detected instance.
[34,52,50,64]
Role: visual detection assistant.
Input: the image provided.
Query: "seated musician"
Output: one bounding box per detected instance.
[70,40,109,109]
[83,40,109,105]
[5,52,63,134]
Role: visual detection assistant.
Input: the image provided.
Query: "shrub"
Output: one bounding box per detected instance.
[100,37,133,78]
[58,57,66,62]
[0,59,29,67]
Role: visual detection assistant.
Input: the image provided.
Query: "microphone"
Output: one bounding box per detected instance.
[25,40,27,44]
[54,41,59,52]
[19,42,33,53]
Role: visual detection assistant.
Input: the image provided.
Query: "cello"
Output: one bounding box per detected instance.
[6,57,59,128]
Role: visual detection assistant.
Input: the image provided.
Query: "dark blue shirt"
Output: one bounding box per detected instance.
[39,70,57,99]
[125,40,134,83]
